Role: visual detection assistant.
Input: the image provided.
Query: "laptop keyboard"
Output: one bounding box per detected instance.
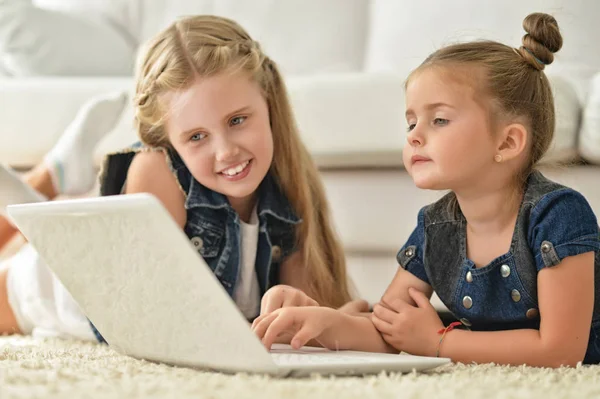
[271,352,387,366]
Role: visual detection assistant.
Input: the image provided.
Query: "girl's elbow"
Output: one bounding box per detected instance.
[543,342,587,368]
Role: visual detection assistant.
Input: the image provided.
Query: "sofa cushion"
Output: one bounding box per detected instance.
[579,72,600,164]
[0,0,134,76]
[209,0,369,76]
[28,0,369,77]
[78,0,369,77]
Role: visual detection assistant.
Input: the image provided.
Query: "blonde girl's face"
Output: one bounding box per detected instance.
[403,67,499,191]
[165,72,274,206]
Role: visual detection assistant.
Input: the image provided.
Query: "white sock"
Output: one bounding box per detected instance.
[0,164,47,213]
[44,91,128,196]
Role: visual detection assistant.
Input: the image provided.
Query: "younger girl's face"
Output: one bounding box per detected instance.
[403,67,498,191]
[165,72,274,207]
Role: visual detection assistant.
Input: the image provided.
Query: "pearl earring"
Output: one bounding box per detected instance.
[494,154,503,163]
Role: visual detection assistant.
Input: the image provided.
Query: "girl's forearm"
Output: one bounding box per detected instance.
[321,313,397,353]
[441,329,585,367]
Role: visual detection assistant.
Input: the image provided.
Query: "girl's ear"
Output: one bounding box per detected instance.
[496,123,528,162]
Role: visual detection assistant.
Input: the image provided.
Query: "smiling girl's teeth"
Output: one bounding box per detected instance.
[223,160,250,176]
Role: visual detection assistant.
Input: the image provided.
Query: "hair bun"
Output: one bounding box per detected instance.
[520,12,563,70]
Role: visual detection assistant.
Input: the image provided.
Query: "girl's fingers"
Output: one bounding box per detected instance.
[373,303,399,323]
[371,314,394,335]
[262,311,297,350]
[291,323,321,349]
[252,312,279,340]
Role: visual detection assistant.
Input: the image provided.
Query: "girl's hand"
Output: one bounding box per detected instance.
[372,288,444,357]
[252,306,342,350]
[259,285,319,315]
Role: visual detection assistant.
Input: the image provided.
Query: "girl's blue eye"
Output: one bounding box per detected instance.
[190,133,206,142]
[434,118,449,126]
[230,116,247,126]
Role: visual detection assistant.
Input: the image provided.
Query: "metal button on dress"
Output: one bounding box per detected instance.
[271,245,282,261]
[191,237,203,249]
[500,264,511,278]
[511,289,521,302]
[466,271,473,283]
[405,248,414,257]
[459,318,472,327]
[526,308,539,319]
[462,296,473,309]
[541,242,551,253]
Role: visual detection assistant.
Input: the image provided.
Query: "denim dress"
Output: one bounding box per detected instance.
[397,171,600,364]
[91,143,302,343]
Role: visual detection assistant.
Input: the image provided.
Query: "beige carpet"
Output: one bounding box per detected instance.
[0,336,598,399]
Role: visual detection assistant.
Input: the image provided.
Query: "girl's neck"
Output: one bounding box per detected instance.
[228,194,258,223]
[455,184,522,236]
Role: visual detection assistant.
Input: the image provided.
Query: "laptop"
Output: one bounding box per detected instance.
[7,194,450,377]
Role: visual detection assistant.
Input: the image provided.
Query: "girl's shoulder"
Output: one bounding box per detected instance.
[99,142,177,194]
[522,170,574,207]
[524,170,596,225]
[523,171,599,270]
[99,143,187,227]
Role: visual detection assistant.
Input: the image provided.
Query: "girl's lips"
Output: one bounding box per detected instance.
[411,155,431,165]
[219,159,253,181]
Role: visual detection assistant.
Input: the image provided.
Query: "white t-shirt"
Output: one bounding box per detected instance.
[232,208,261,319]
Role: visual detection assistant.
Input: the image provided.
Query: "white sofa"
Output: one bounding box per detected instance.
[1,0,600,304]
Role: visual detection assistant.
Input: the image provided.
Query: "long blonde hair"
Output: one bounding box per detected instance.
[132,15,351,308]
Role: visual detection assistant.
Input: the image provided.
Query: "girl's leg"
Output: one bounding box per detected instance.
[0,267,21,334]
[1,90,127,204]
[43,91,127,196]
[0,91,127,250]
[22,164,59,200]
[0,217,19,251]
[0,165,48,250]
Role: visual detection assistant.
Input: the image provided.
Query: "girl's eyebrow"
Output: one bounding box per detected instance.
[406,102,456,117]
[223,105,251,122]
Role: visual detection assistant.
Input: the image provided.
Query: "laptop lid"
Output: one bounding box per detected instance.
[8,194,279,374]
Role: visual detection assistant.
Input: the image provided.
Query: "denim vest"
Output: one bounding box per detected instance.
[397,171,600,364]
[92,143,301,343]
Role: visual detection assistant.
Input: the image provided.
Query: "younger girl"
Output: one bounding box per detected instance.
[253,12,600,367]
[0,15,361,341]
